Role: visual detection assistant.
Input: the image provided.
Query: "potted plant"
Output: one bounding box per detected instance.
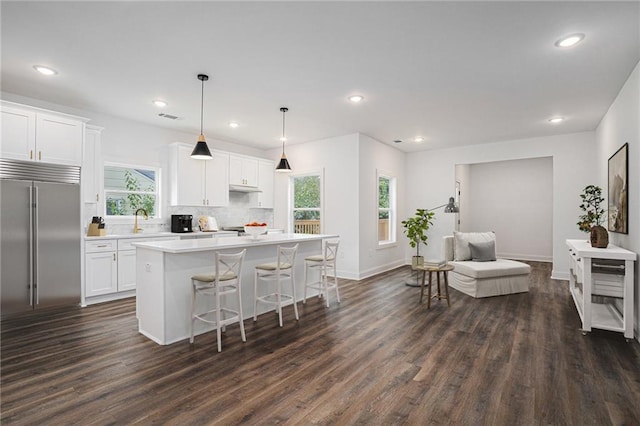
[402,208,435,266]
[577,185,608,248]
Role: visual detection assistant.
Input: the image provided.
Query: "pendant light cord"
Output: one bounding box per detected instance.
[281,107,288,154]
[200,79,204,135]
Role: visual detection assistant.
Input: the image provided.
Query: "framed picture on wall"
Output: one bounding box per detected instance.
[608,142,628,234]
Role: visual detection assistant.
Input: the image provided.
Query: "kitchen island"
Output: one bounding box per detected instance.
[133,233,338,345]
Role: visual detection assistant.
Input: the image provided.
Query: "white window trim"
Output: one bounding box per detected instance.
[288,168,324,234]
[377,169,396,247]
[102,161,162,223]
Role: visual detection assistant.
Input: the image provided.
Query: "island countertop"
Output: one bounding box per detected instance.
[132,233,339,254]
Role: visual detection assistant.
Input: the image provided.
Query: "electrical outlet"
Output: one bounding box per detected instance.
[145,263,151,272]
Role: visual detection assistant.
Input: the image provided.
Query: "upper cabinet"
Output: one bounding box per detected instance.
[169,143,229,207]
[256,159,274,209]
[82,125,104,203]
[0,101,87,166]
[229,154,258,187]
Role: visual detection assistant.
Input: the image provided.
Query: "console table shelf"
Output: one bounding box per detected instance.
[567,239,636,340]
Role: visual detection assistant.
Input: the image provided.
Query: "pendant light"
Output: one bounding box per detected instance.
[275,107,292,172]
[190,74,213,160]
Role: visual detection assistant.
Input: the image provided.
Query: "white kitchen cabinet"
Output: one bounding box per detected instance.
[82,125,104,203]
[84,235,179,304]
[567,239,636,340]
[169,143,229,206]
[0,101,87,166]
[256,159,274,208]
[229,154,258,187]
[85,240,118,297]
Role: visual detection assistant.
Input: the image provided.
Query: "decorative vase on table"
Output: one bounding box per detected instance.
[590,225,609,248]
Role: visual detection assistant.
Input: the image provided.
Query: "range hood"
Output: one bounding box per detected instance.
[229,184,262,193]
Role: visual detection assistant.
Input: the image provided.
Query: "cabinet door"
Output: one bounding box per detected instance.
[243,158,259,187]
[82,126,103,203]
[174,145,205,206]
[117,250,137,292]
[85,251,117,297]
[229,155,244,185]
[204,150,229,206]
[36,113,84,166]
[257,159,274,208]
[0,104,36,161]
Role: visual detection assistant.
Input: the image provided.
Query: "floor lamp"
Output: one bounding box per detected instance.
[406,197,459,287]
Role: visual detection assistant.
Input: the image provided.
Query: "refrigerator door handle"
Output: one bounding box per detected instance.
[33,185,39,306]
[29,185,35,306]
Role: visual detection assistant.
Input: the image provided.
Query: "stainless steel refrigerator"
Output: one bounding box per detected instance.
[1,158,81,317]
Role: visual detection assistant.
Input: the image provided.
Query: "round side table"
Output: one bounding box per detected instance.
[412,264,454,308]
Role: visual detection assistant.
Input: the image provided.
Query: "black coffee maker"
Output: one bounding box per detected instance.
[171,215,193,233]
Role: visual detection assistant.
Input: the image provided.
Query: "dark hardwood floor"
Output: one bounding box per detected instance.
[2,262,639,425]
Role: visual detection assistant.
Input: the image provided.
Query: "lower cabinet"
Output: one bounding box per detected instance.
[84,236,179,304]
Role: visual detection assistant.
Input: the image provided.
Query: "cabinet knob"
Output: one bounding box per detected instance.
[30,150,33,160]
[113,253,116,261]
[38,151,42,161]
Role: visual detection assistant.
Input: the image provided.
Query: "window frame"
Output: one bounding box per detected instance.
[102,161,162,221]
[377,170,396,246]
[289,169,324,234]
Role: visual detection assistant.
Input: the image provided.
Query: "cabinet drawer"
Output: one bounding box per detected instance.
[85,239,117,253]
[117,236,178,251]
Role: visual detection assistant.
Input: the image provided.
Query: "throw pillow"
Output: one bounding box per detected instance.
[469,240,497,262]
[453,231,496,261]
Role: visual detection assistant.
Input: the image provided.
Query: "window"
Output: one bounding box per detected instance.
[291,172,322,234]
[378,172,396,244]
[104,163,159,217]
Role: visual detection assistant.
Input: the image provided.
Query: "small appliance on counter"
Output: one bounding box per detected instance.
[171,214,193,233]
[197,216,218,232]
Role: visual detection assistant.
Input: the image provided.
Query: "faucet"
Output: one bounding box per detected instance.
[133,208,148,234]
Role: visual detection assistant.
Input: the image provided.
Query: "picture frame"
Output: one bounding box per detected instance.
[608,143,628,234]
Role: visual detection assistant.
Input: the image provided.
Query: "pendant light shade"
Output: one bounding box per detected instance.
[275,107,292,172]
[191,74,213,160]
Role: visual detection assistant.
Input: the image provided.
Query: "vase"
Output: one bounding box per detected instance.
[412,256,424,267]
[590,225,609,248]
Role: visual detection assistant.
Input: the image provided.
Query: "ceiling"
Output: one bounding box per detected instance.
[1,1,639,153]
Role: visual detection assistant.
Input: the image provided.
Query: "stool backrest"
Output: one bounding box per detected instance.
[325,240,339,263]
[277,244,298,272]
[216,249,246,283]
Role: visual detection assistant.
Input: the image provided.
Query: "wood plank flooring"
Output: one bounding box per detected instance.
[2,262,639,425]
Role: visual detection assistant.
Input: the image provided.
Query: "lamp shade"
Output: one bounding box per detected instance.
[276,155,292,172]
[191,135,212,159]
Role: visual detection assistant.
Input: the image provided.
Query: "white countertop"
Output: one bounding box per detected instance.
[133,233,339,254]
[84,231,235,240]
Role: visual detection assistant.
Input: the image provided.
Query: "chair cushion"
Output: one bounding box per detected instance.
[255,262,292,271]
[453,231,495,261]
[191,271,237,283]
[305,255,335,262]
[450,259,530,279]
[469,240,496,262]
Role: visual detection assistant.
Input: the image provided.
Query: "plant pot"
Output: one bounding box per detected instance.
[590,225,609,248]
[412,256,424,267]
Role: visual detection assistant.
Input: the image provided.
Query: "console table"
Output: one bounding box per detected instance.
[567,239,636,341]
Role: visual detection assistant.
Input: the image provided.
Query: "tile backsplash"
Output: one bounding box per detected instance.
[84,191,275,235]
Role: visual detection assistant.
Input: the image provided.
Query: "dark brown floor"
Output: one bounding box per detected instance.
[2,262,639,425]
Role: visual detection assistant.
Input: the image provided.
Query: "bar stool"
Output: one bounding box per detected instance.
[303,239,340,307]
[254,244,299,327]
[190,249,246,352]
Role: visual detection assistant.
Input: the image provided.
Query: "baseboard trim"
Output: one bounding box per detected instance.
[551,271,569,281]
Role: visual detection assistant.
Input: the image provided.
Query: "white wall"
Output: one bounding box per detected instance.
[595,60,640,339]
[269,134,361,279]
[405,132,595,278]
[465,157,553,262]
[455,164,470,231]
[357,134,406,279]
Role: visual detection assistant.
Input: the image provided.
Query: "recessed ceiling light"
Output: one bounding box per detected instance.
[229,121,239,128]
[413,136,425,143]
[549,117,564,124]
[555,33,585,48]
[33,65,57,76]
[152,100,167,108]
[348,95,364,103]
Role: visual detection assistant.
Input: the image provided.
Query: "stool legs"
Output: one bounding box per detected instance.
[427,271,433,308]
[444,270,451,307]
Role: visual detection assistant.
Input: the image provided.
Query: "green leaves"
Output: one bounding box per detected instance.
[577,185,605,233]
[401,208,435,256]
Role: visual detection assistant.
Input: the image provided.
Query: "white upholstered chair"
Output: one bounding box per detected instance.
[253,244,299,327]
[190,249,247,352]
[303,239,340,307]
